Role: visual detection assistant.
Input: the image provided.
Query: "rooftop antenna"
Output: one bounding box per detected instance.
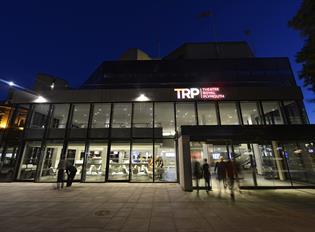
[157,31,161,59]
[197,10,220,58]
[244,29,256,56]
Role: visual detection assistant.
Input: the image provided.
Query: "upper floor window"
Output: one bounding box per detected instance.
[112,103,131,128]
[197,102,217,125]
[50,104,70,128]
[71,104,90,128]
[240,102,262,125]
[30,104,50,129]
[92,103,111,128]
[219,102,239,125]
[262,101,284,125]
[133,102,153,128]
[283,101,303,124]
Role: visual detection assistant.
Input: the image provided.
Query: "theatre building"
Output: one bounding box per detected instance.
[0,42,314,191]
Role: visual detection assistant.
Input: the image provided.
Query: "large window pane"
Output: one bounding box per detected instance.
[14,105,30,129]
[50,104,70,128]
[282,142,315,186]
[66,142,86,180]
[30,104,50,128]
[262,101,284,125]
[240,102,262,125]
[0,145,19,180]
[131,140,153,182]
[0,106,13,129]
[18,141,41,180]
[133,103,153,128]
[108,142,130,181]
[154,139,177,182]
[197,102,217,125]
[283,101,303,124]
[85,142,108,182]
[154,102,175,137]
[219,102,239,125]
[233,144,256,186]
[71,104,90,128]
[39,141,64,182]
[112,103,131,128]
[254,143,291,187]
[176,103,196,131]
[92,104,111,128]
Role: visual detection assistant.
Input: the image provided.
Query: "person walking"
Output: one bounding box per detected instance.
[202,158,211,192]
[66,161,77,187]
[214,156,227,197]
[192,159,202,192]
[225,159,237,200]
[56,160,66,190]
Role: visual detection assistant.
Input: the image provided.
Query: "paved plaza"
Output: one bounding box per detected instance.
[0,183,314,232]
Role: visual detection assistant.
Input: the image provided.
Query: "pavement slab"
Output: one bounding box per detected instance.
[0,183,314,232]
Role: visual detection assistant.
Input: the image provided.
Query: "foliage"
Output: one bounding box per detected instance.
[289,0,315,93]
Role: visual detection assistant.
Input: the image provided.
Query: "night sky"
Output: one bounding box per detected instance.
[0,0,314,122]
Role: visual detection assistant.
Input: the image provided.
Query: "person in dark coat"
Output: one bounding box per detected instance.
[192,159,202,192]
[225,159,237,200]
[66,161,77,187]
[202,159,211,192]
[56,160,65,190]
[214,156,227,196]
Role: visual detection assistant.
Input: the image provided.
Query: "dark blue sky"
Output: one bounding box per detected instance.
[0,0,314,122]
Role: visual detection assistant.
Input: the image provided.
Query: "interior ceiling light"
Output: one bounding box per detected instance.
[135,94,150,102]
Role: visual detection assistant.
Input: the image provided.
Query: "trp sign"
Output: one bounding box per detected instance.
[174,87,225,100]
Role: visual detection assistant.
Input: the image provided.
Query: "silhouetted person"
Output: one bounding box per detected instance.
[66,162,77,187]
[225,159,237,201]
[214,156,227,197]
[57,160,65,190]
[202,159,211,192]
[192,159,202,192]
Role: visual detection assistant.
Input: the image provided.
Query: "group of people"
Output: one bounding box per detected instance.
[57,160,77,190]
[192,156,239,199]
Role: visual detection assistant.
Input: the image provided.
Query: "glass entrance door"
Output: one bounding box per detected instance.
[107,142,130,181]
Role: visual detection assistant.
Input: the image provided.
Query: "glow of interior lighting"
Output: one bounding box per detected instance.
[135,94,150,101]
[34,96,48,103]
[293,149,302,154]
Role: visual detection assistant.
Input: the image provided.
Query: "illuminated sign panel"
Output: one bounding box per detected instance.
[174,87,225,100]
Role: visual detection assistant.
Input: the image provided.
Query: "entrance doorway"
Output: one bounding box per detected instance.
[189,141,293,189]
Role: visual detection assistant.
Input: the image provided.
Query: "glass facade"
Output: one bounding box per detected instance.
[154,102,175,137]
[18,141,42,180]
[262,101,284,125]
[50,104,70,128]
[85,141,108,182]
[240,102,262,125]
[197,102,217,125]
[71,104,90,128]
[40,141,64,182]
[176,103,196,131]
[218,102,239,125]
[91,104,111,128]
[29,104,50,128]
[0,99,312,186]
[112,103,131,128]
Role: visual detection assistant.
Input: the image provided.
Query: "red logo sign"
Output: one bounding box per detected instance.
[174,87,225,99]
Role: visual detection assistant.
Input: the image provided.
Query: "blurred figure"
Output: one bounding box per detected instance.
[225,159,238,200]
[202,158,211,192]
[66,161,77,187]
[56,160,65,190]
[155,156,164,180]
[214,156,227,197]
[192,158,202,192]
